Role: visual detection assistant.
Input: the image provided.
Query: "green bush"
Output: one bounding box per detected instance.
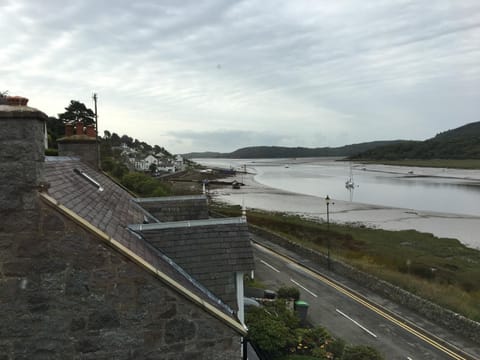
[101,158,115,172]
[246,306,292,357]
[45,148,58,156]
[342,345,384,360]
[278,286,301,301]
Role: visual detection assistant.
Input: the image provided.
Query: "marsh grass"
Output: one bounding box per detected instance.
[214,204,480,321]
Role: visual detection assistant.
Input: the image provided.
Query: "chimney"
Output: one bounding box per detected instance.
[65,123,74,137]
[57,121,99,169]
[75,122,84,135]
[86,124,96,138]
[0,96,47,213]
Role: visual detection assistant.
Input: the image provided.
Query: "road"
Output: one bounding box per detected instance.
[251,240,477,360]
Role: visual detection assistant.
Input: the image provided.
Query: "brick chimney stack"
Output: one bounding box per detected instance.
[57,121,99,169]
[0,97,47,214]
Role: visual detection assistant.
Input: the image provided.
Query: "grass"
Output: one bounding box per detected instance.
[356,159,480,169]
[213,204,480,321]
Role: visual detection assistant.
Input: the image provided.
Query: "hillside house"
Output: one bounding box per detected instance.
[0,99,254,359]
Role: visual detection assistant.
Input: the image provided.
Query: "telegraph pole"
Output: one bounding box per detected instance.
[92,93,100,169]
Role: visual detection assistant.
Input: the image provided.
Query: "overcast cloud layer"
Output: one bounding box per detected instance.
[1,0,479,153]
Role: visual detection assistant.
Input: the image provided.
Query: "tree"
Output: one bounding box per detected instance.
[46,116,64,148]
[58,100,95,125]
[120,134,133,147]
[110,133,121,146]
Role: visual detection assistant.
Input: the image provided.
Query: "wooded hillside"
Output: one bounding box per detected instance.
[350,121,480,160]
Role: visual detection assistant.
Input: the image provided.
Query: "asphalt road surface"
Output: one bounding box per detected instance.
[251,240,478,360]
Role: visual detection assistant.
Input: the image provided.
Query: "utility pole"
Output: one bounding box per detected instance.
[92,93,100,169]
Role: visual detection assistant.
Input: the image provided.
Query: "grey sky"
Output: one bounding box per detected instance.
[1,0,479,153]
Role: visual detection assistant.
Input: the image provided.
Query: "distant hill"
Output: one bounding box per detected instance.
[183,140,405,159]
[350,121,480,160]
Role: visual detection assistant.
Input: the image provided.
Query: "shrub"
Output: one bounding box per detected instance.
[342,345,384,360]
[278,286,301,301]
[45,148,58,156]
[246,306,292,357]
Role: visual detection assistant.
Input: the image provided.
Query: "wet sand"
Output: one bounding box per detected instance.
[210,173,480,250]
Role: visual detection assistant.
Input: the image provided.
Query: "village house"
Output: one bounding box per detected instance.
[0,99,254,359]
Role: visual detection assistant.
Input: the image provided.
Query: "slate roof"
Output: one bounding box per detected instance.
[130,219,254,274]
[43,157,236,318]
[130,219,254,306]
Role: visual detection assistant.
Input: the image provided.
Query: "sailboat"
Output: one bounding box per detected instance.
[345,163,355,189]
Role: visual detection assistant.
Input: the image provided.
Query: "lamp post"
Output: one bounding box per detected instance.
[325,195,331,270]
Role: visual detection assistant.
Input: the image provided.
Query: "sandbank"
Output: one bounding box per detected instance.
[210,172,480,249]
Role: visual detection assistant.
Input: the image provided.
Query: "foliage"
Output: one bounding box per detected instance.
[184,141,406,159]
[246,299,357,359]
[111,162,129,179]
[45,148,58,156]
[342,345,383,360]
[351,121,480,161]
[246,304,293,357]
[244,275,267,289]
[149,163,157,173]
[278,286,301,301]
[213,204,480,321]
[46,116,64,148]
[58,100,95,125]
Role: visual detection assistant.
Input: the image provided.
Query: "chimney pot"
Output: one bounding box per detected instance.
[65,123,74,137]
[76,122,84,136]
[4,96,29,106]
[86,124,96,138]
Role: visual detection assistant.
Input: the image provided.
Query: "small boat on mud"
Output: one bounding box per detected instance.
[345,163,355,189]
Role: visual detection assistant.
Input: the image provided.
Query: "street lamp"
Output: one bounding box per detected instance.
[325,195,332,270]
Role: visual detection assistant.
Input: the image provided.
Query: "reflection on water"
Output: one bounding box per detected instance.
[196,158,480,217]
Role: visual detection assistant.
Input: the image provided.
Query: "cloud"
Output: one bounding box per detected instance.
[1,0,479,153]
[167,129,330,153]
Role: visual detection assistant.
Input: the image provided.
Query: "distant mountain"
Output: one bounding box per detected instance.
[183,140,405,159]
[350,121,480,160]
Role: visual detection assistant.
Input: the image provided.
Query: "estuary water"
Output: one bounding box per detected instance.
[198,157,480,216]
[196,158,480,248]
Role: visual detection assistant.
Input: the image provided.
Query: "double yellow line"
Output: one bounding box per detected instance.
[253,241,470,360]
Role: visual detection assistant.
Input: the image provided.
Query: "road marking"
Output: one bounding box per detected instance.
[336,309,377,338]
[253,241,468,360]
[260,259,280,273]
[290,278,318,298]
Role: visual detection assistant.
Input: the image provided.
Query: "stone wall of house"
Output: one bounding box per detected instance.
[0,105,46,214]
[0,201,240,359]
[249,225,480,345]
[57,141,98,169]
[137,195,209,222]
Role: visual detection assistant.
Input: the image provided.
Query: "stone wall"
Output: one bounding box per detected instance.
[249,225,480,345]
[136,195,209,222]
[0,201,240,359]
[0,106,46,213]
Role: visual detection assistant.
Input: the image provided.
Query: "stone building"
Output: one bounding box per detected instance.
[0,99,253,359]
